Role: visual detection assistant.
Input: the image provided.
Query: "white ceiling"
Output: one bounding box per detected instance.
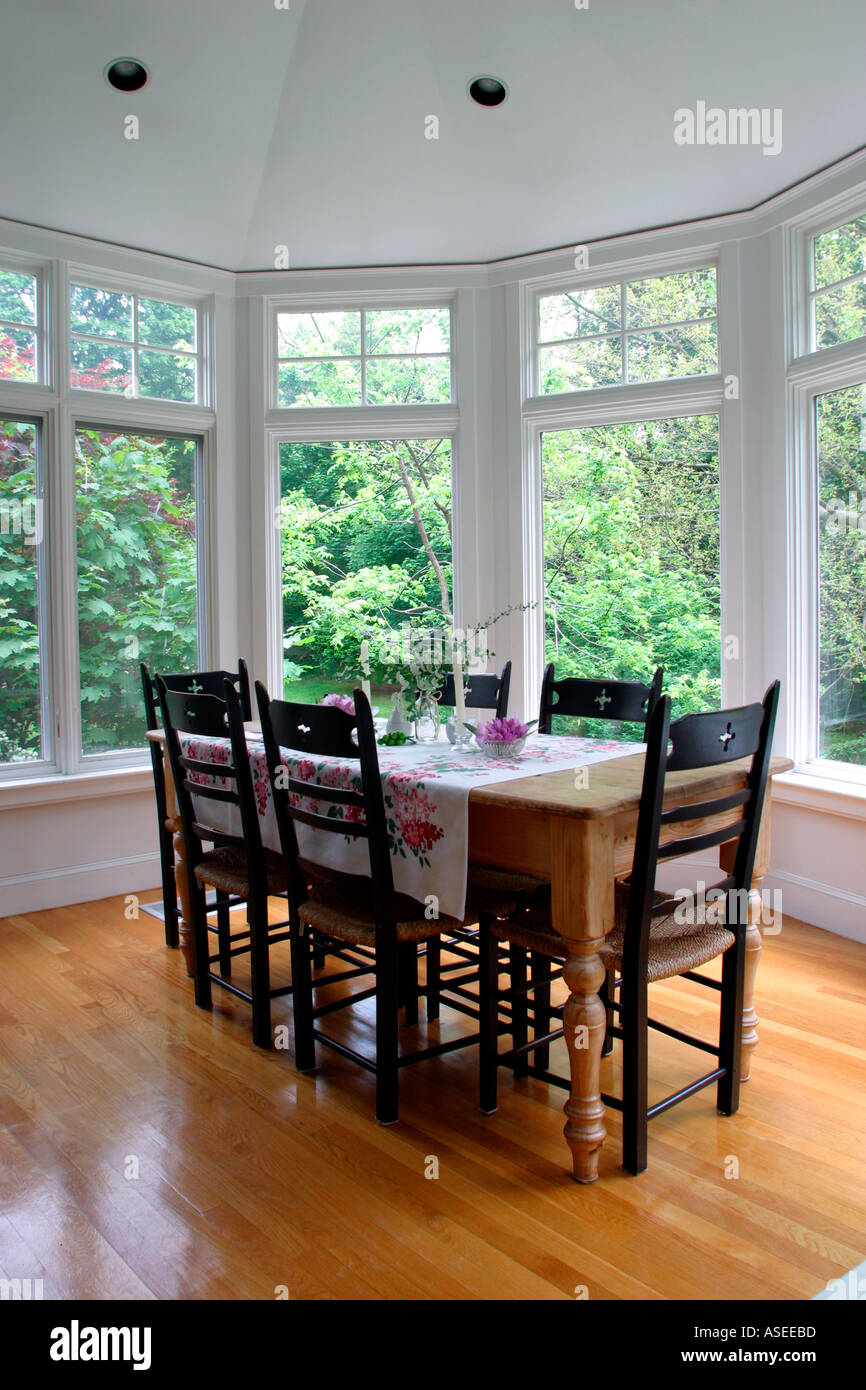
[2,0,865,271]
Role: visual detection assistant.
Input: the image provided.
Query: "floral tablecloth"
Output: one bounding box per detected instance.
[179,732,643,920]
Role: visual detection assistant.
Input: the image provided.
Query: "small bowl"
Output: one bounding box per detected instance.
[477,737,526,758]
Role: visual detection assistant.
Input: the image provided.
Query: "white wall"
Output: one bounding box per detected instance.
[2,155,866,941]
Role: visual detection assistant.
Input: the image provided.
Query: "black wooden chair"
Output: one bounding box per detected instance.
[538,662,664,737]
[257,680,479,1124]
[157,677,291,1049]
[479,681,780,1174]
[431,661,511,719]
[141,659,252,947]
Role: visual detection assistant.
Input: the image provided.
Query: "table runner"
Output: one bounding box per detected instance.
[179,731,643,919]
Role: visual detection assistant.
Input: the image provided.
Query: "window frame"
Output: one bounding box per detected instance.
[0,253,50,388]
[530,254,720,399]
[66,264,211,409]
[268,291,457,412]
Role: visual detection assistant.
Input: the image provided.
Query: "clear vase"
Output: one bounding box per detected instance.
[414,694,440,742]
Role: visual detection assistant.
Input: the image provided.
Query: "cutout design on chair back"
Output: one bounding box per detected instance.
[152,659,252,721]
[432,661,512,719]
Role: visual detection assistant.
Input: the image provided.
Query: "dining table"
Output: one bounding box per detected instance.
[147,720,793,1183]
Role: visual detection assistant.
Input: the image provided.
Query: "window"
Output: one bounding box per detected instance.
[537,267,717,394]
[276,306,452,407]
[279,438,453,699]
[0,267,39,383]
[70,283,199,402]
[811,216,866,351]
[815,382,866,767]
[0,418,46,763]
[76,426,201,755]
[542,414,721,735]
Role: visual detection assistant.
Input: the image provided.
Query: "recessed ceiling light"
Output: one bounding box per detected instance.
[468,75,508,108]
[105,58,149,92]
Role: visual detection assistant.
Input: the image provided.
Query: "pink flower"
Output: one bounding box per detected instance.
[476,715,529,745]
[321,693,355,714]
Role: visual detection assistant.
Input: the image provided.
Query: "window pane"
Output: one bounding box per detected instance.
[365,307,450,355]
[626,268,717,329]
[278,358,362,407]
[365,356,451,404]
[279,438,452,702]
[138,298,196,351]
[0,420,44,762]
[70,284,133,340]
[539,337,622,392]
[0,268,37,325]
[76,428,199,754]
[627,320,718,382]
[814,217,866,291]
[814,277,866,350]
[70,337,133,393]
[816,383,866,766]
[542,415,720,737]
[539,285,621,342]
[0,326,37,382]
[139,349,196,402]
[277,310,361,358]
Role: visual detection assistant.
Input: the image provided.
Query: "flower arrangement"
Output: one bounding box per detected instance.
[369,601,536,705]
[474,714,535,757]
[321,693,355,715]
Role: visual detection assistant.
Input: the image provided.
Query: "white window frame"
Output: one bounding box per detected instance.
[268,291,457,412]
[0,251,218,782]
[520,248,728,712]
[67,264,212,409]
[0,252,50,387]
[530,252,720,400]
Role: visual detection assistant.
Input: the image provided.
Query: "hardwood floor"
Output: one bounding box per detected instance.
[0,892,864,1301]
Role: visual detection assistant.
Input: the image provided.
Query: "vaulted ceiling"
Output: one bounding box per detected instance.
[2,0,865,271]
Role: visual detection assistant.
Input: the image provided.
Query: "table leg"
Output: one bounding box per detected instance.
[552,818,615,1183]
[721,793,773,1083]
[162,766,196,979]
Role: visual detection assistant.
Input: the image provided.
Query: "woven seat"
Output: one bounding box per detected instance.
[194,846,286,898]
[465,863,549,920]
[299,882,461,948]
[490,883,735,982]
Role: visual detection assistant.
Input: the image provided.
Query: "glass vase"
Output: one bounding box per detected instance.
[414,694,440,742]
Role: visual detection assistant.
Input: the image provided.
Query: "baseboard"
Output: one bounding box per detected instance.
[0,852,162,917]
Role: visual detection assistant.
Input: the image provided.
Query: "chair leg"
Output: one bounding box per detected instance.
[621,973,648,1175]
[190,882,212,1012]
[509,945,529,1078]
[248,902,272,1050]
[479,917,499,1114]
[312,932,327,970]
[399,940,419,1026]
[376,941,400,1125]
[530,950,551,1071]
[159,824,179,948]
[717,936,746,1116]
[600,968,616,1058]
[290,925,316,1072]
[426,936,440,1021]
[215,889,232,977]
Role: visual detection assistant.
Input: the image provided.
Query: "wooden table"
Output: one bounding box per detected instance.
[148,726,792,1183]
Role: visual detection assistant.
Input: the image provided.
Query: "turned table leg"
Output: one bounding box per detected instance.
[553,818,615,1183]
[161,765,196,979]
[721,794,774,1083]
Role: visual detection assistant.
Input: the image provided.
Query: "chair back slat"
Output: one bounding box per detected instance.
[621,681,781,975]
[432,661,512,718]
[538,663,663,737]
[256,682,396,930]
[179,755,239,781]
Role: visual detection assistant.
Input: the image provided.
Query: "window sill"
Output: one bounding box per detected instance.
[0,765,153,810]
[772,768,866,822]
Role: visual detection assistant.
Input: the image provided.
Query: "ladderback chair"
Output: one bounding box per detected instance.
[157,677,290,1048]
[479,681,780,1174]
[141,659,252,946]
[257,681,477,1124]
